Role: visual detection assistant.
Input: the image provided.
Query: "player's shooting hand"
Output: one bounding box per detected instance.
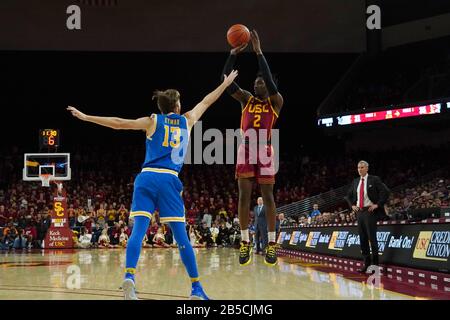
[67,106,88,121]
[230,42,248,55]
[222,70,239,86]
[251,29,262,54]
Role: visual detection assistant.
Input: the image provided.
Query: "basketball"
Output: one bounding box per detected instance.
[227,24,251,48]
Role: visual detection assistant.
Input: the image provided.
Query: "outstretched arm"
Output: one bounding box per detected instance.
[67,106,154,132]
[222,44,252,106]
[251,30,284,112]
[185,70,238,127]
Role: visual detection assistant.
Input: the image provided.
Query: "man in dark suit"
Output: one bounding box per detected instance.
[346,160,390,273]
[254,197,268,254]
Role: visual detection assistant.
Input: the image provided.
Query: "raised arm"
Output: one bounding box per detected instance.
[222,43,252,106]
[67,106,154,133]
[251,30,284,113]
[184,70,238,127]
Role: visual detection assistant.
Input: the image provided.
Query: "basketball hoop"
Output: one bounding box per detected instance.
[39,174,52,187]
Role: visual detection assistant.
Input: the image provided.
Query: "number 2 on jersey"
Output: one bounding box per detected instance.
[253,115,261,128]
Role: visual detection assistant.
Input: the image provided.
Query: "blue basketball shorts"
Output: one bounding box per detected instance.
[130,168,185,223]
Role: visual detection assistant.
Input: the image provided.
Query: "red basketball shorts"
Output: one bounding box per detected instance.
[235,143,276,184]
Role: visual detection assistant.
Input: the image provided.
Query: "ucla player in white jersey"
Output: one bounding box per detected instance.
[67,70,238,300]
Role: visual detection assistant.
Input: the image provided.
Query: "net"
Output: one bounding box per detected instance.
[39,174,53,187]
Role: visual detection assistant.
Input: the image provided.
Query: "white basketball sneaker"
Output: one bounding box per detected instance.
[122,278,138,300]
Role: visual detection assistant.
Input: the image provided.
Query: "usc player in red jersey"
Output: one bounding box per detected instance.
[222,30,284,266]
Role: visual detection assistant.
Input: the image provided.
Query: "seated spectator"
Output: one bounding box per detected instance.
[146,221,159,246]
[98,228,110,248]
[72,230,79,247]
[90,223,102,247]
[13,228,28,249]
[216,222,229,247]
[278,213,288,227]
[109,223,121,247]
[78,227,92,249]
[142,234,152,248]
[298,216,307,226]
[123,225,131,237]
[225,218,232,230]
[153,227,171,248]
[2,228,14,250]
[163,225,174,246]
[210,222,219,246]
[24,223,37,249]
[198,222,214,247]
[190,224,205,247]
[188,224,197,247]
[119,227,128,247]
[309,204,321,218]
[228,222,241,248]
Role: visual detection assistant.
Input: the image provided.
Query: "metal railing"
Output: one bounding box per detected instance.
[276,184,350,217]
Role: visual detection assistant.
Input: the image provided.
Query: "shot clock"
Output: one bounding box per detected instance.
[39,129,60,151]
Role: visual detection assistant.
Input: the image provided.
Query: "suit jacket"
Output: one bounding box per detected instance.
[254,205,267,229]
[345,175,390,219]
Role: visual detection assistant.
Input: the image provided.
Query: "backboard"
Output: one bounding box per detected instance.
[23,153,71,186]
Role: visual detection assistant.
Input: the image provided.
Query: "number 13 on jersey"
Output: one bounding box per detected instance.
[162,125,181,148]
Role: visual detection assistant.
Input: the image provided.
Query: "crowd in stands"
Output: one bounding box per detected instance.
[285,204,356,227]
[1,140,450,249]
[387,176,450,220]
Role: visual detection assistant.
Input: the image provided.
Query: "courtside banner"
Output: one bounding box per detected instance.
[43,196,74,249]
[280,223,450,273]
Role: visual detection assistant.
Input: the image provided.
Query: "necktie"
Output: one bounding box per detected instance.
[359,178,365,209]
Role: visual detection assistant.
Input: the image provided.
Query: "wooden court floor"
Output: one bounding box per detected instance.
[0,248,441,300]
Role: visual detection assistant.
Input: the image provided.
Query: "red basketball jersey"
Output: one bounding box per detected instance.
[240,96,278,142]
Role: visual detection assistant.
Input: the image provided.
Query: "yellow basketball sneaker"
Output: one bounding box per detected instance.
[264,242,278,266]
[239,241,252,266]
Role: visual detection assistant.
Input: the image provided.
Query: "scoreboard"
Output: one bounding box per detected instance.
[318,100,449,128]
[39,129,60,150]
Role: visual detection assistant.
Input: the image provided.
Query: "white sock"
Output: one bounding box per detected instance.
[241,229,249,242]
[268,232,276,243]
